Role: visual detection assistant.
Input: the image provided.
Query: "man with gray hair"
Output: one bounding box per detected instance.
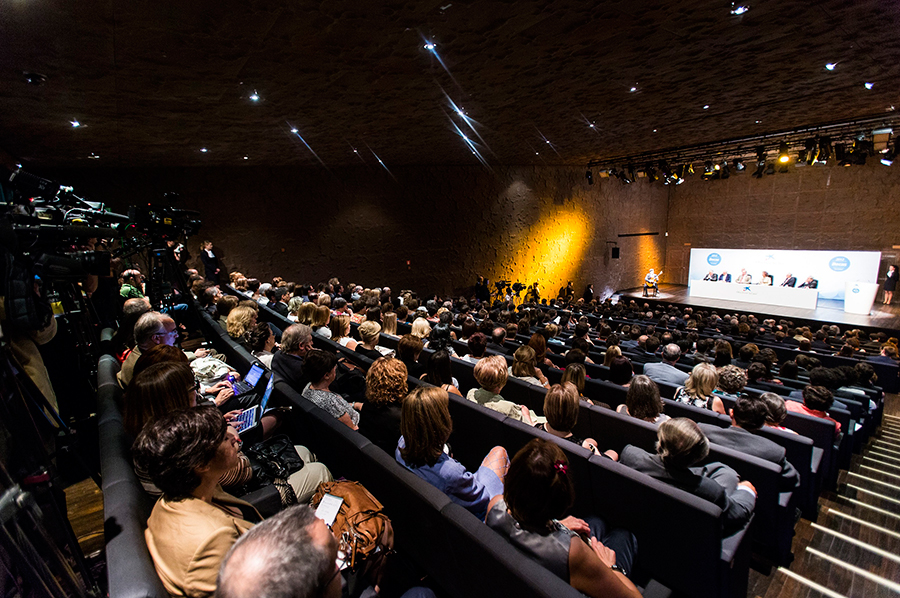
[217,505,434,598]
[117,311,177,387]
[642,343,689,385]
[271,324,314,391]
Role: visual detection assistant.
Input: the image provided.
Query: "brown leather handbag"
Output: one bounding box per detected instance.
[311,480,393,571]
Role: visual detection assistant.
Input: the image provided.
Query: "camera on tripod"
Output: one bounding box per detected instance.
[495,280,511,290]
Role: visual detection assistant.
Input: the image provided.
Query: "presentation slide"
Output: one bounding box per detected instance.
[688,248,882,300]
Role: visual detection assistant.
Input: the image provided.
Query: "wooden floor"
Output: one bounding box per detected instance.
[618,284,900,332]
[64,397,900,598]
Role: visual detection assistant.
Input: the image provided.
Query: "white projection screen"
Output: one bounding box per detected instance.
[688,249,882,300]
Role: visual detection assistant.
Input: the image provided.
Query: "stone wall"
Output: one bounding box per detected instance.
[45,165,669,297]
[663,164,900,284]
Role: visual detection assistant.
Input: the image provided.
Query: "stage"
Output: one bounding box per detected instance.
[616,284,900,332]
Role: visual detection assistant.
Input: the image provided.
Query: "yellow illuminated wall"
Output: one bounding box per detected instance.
[489,203,593,298]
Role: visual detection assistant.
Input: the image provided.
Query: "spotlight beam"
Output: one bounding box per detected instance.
[287,123,328,169]
[365,144,396,180]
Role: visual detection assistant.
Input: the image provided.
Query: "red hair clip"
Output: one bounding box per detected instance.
[554,460,568,475]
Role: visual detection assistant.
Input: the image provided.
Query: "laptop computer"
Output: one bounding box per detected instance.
[231,363,265,397]
[234,376,275,437]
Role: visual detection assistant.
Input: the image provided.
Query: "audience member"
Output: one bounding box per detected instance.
[271,324,314,391]
[760,393,797,434]
[249,322,276,368]
[619,418,756,533]
[421,349,462,396]
[396,386,509,521]
[328,314,358,350]
[301,349,360,430]
[642,343,689,385]
[673,363,723,413]
[785,385,841,438]
[535,383,608,457]
[508,346,550,388]
[359,357,407,454]
[466,355,535,425]
[486,439,640,598]
[118,311,179,387]
[617,375,669,425]
[608,357,634,388]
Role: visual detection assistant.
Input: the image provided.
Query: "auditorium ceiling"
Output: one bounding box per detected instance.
[1,0,899,168]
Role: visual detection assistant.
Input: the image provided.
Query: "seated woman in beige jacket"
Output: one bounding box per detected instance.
[133,406,259,598]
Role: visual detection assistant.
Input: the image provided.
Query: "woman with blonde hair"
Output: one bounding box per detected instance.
[603,345,623,367]
[411,317,432,340]
[226,305,257,350]
[382,312,398,337]
[297,302,317,327]
[397,386,509,521]
[673,362,724,413]
[509,346,550,389]
[467,355,535,425]
[317,294,332,308]
[356,320,390,360]
[329,314,358,350]
[312,305,331,338]
[286,296,304,322]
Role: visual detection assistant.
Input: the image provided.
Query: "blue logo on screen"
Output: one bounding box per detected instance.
[707,253,722,266]
[829,256,850,272]
[852,287,860,294]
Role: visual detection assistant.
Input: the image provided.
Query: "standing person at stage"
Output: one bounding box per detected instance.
[643,269,661,296]
[883,264,897,305]
[760,271,773,286]
[199,240,221,286]
[781,273,797,287]
[735,269,751,284]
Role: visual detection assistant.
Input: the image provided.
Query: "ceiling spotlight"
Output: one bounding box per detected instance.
[585,170,594,185]
[88,153,100,159]
[291,128,298,134]
[249,91,260,101]
[703,105,710,110]
[817,136,833,163]
[825,63,837,71]
[865,82,874,90]
[630,86,637,92]
[765,162,775,175]
[730,4,750,15]
[752,147,767,178]
[70,120,81,128]
[589,123,595,128]
[200,148,208,153]
[23,72,47,86]
[243,156,249,160]
[617,167,633,184]
[803,137,819,165]
[686,163,695,176]
[732,158,745,171]
[424,42,436,50]
[701,160,717,180]
[777,141,790,163]
[720,160,731,179]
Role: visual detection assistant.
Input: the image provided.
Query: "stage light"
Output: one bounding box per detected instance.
[730,4,750,15]
[291,128,298,134]
[200,148,208,153]
[816,136,833,163]
[777,141,790,163]
[630,86,637,92]
[825,63,837,71]
[701,160,716,180]
[585,170,594,185]
[882,140,898,166]
[685,163,695,176]
[765,162,775,175]
[720,160,731,179]
[644,163,658,182]
[617,167,633,184]
[598,170,610,178]
[803,137,818,165]
[851,138,870,165]
[733,158,745,171]
[703,105,710,110]
[70,120,81,128]
[249,91,260,102]
[424,42,436,50]
[752,161,765,179]
[865,82,874,90]
[243,156,249,160]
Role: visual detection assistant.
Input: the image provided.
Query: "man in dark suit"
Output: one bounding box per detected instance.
[866,345,898,365]
[271,324,314,391]
[798,277,818,289]
[269,287,290,318]
[487,327,512,355]
[583,283,594,303]
[703,270,719,281]
[781,274,797,287]
[698,395,800,491]
[718,271,732,282]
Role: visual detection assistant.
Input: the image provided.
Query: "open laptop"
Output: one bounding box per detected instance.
[234,376,275,437]
[231,363,266,397]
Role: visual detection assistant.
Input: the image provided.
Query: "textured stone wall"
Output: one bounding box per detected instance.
[44,165,669,297]
[663,164,900,284]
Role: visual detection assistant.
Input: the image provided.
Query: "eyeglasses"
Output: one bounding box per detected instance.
[189,380,201,394]
[154,329,178,338]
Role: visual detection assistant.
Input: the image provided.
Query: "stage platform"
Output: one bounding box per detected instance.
[616,284,900,333]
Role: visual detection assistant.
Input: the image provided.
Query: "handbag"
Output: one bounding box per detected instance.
[244,434,304,482]
[311,480,392,570]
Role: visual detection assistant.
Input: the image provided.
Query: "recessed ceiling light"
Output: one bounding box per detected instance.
[755,120,761,124]
[88,153,100,159]
[290,128,298,133]
[703,105,710,109]
[825,63,837,71]
[70,120,81,128]
[730,4,750,15]
[589,123,595,128]
[535,152,539,155]
[23,72,47,86]
[249,91,260,101]
[864,82,874,90]
[653,129,657,132]
[545,140,550,144]
[424,42,436,50]
[630,86,637,92]
[353,149,358,153]
[200,148,208,153]
[243,156,249,160]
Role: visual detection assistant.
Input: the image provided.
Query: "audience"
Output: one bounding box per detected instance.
[328,314,358,350]
[508,346,550,388]
[271,324,314,390]
[421,349,462,396]
[356,320,387,360]
[785,385,841,438]
[608,357,634,388]
[535,383,609,457]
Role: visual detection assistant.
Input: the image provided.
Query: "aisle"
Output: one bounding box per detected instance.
[759,411,900,597]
